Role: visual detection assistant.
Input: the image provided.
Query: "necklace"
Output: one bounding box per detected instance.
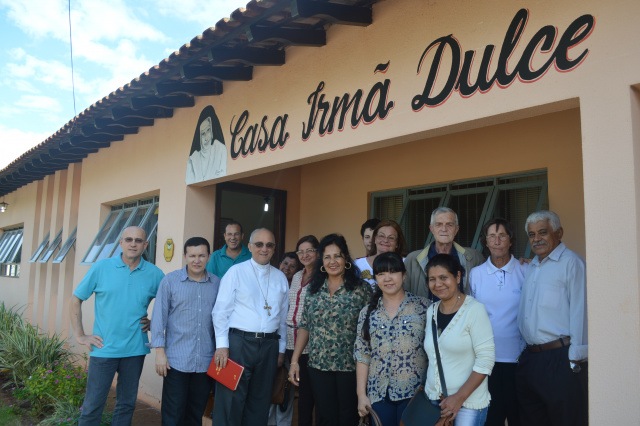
[250,261,272,316]
[439,294,461,315]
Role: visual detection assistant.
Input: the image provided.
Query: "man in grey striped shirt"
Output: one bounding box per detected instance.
[151,237,221,426]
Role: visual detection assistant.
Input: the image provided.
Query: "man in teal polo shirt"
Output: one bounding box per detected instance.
[70,226,164,426]
[206,221,251,278]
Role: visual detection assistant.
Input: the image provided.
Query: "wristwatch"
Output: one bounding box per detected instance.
[569,361,581,373]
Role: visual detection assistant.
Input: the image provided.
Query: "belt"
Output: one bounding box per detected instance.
[230,328,280,340]
[527,336,570,353]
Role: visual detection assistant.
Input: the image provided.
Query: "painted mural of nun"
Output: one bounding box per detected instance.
[186,105,227,184]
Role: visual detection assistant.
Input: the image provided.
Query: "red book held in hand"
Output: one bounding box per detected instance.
[207,357,245,391]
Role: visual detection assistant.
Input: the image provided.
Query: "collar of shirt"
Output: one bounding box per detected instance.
[114,254,146,272]
[427,241,456,260]
[320,279,347,295]
[220,244,250,260]
[531,242,567,266]
[179,266,215,283]
[486,254,517,275]
[377,292,410,317]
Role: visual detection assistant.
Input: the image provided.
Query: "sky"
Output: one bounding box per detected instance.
[0,0,248,170]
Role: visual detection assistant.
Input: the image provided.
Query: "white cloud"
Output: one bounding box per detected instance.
[15,95,62,111]
[153,0,248,29]
[0,126,51,170]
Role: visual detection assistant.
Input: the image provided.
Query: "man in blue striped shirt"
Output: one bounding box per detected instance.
[151,237,221,426]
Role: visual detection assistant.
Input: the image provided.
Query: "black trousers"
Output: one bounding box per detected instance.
[486,362,521,426]
[161,368,212,426]
[286,350,318,426]
[308,367,359,426]
[516,346,588,426]
[212,332,279,426]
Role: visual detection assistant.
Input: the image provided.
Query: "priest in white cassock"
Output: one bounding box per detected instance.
[211,228,289,426]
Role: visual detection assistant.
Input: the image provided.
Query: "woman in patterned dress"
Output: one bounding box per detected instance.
[288,234,372,426]
[355,252,429,426]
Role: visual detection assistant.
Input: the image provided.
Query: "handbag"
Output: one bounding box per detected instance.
[358,406,383,426]
[270,366,290,405]
[400,316,453,426]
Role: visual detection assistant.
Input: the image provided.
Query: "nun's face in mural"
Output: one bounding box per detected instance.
[200,117,213,152]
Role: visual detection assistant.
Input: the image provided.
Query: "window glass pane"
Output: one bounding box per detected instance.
[7,234,23,263]
[53,228,77,264]
[373,195,403,221]
[406,197,442,251]
[493,185,548,258]
[129,205,151,227]
[40,229,63,263]
[29,232,50,262]
[139,204,159,243]
[448,192,488,248]
[0,232,11,260]
[83,210,121,263]
[95,210,134,262]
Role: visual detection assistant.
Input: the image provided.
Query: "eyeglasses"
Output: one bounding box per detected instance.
[225,232,242,237]
[252,241,276,249]
[376,234,397,243]
[486,234,509,242]
[123,237,145,244]
[296,249,317,256]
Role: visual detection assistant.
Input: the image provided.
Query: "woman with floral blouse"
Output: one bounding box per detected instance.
[355,252,429,426]
[289,233,372,426]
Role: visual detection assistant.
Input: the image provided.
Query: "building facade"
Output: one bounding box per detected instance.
[1,0,639,423]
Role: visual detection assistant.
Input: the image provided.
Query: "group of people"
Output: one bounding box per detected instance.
[69,207,588,426]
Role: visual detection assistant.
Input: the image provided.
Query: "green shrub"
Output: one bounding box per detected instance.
[0,321,73,387]
[14,363,87,415]
[0,302,23,335]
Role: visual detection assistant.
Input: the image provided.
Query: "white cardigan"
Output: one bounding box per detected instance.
[423,296,495,409]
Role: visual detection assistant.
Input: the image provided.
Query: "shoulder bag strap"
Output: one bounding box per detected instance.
[431,316,448,398]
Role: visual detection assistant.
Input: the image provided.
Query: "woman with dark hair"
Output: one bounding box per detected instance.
[354,220,408,288]
[423,254,495,426]
[289,234,372,426]
[185,105,227,184]
[355,252,428,426]
[283,236,320,426]
[468,218,527,426]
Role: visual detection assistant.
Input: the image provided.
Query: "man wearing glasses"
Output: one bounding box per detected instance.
[70,226,165,426]
[211,228,289,426]
[404,207,484,299]
[206,221,251,279]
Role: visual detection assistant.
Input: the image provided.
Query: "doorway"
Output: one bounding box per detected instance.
[214,182,287,265]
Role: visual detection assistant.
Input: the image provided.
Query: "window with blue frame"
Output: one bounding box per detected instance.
[371,171,549,258]
[82,196,159,264]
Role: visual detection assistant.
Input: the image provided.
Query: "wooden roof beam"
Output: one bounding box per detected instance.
[209,47,285,66]
[130,95,195,110]
[180,63,253,81]
[111,106,174,120]
[290,0,372,27]
[81,126,138,137]
[154,80,223,97]
[247,25,326,46]
[95,117,154,129]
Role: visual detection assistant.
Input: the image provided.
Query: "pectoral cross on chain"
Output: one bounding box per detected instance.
[264,301,272,316]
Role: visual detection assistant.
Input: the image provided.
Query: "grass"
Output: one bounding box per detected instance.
[0,403,22,426]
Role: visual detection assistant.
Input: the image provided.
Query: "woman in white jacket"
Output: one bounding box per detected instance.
[423,254,495,426]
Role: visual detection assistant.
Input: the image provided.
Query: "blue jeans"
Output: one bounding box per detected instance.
[371,395,410,426]
[430,400,488,426]
[79,355,145,426]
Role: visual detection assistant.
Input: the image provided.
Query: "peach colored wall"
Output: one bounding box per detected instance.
[1,0,639,421]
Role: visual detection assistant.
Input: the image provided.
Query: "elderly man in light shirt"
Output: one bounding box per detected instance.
[212,228,289,426]
[150,237,220,426]
[516,210,588,426]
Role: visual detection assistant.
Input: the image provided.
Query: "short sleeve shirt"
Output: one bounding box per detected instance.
[74,255,165,358]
